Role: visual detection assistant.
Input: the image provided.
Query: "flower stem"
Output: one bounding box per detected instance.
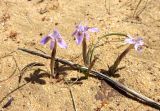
[50,42,57,77]
[86,56,98,78]
[110,44,133,74]
[82,37,88,66]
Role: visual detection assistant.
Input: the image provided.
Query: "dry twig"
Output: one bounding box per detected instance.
[18,48,160,110]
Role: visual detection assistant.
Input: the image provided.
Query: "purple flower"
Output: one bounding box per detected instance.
[72,23,99,45]
[125,34,144,52]
[41,29,67,49]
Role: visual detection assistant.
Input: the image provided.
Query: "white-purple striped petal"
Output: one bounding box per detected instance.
[134,43,143,52]
[125,35,144,52]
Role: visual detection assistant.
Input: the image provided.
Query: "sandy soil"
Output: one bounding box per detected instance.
[0,0,160,111]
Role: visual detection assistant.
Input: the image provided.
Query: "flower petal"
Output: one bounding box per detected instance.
[134,43,143,52]
[53,30,61,39]
[78,25,85,32]
[72,30,78,36]
[136,37,144,45]
[76,22,84,31]
[134,37,144,52]
[40,36,50,44]
[50,41,55,49]
[73,22,99,45]
[88,27,99,32]
[124,37,135,44]
[75,32,84,45]
[57,40,67,48]
[56,38,67,48]
[84,26,89,32]
[50,30,67,48]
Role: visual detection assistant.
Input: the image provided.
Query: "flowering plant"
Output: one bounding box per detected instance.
[108,34,144,75]
[41,29,67,77]
[72,23,99,66]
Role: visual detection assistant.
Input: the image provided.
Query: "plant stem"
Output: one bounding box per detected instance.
[110,44,133,73]
[87,56,98,78]
[50,42,57,77]
[82,37,88,66]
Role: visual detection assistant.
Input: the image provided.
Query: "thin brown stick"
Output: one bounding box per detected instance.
[136,0,148,17]
[133,0,143,17]
[18,48,160,110]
